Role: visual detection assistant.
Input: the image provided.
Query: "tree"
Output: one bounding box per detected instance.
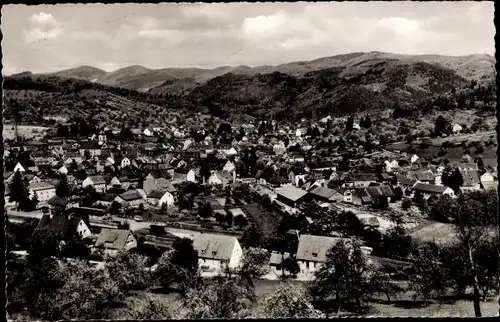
[9,171,30,208]
[155,238,199,294]
[281,256,300,278]
[105,251,150,292]
[198,202,213,220]
[381,221,413,260]
[442,167,464,194]
[55,174,71,198]
[234,214,249,229]
[434,115,451,136]
[309,240,374,313]
[251,282,323,318]
[38,259,123,320]
[215,210,226,224]
[345,116,354,131]
[110,201,122,216]
[199,163,211,184]
[115,293,173,320]
[360,115,372,128]
[239,247,270,278]
[177,276,255,319]
[240,224,263,248]
[401,198,412,210]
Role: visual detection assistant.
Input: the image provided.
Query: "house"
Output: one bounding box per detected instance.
[94,193,118,207]
[460,170,481,192]
[13,162,26,173]
[289,169,308,187]
[296,235,347,274]
[222,160,236,173]
[269,251,291,273]
[480,172,497,191]
[276,186,308,207]
[384,160,400,173]
[120,157,131,169]
[187,169,197,183]
[79,141,101,158]
[107,177,122,190]
[82,175,108,192]
[47,195,69,214]
[410,154,419,164]
[29,181,56,202]
[114,189,147,207]
[365,185,395,203]
[143,178,177,195]
[35,214,92,239]
[93,228,137,256]
[330,189,353,203]
[192,233,243,274]
[345,173,378,188]
[143,128,153,137]
[147,190,175,208]
[307,186,337,203]
[452,124,463,135]
[396,175,418,190]
[412,183,455,199]
[207,171,233,187]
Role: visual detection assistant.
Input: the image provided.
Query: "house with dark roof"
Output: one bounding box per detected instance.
[82,175,109,192]
[93,228,137,256]
[147,190,175,208]
[459,169,481,192]
[276,186,308,207]
[365,185,395,203]
[307,186,337,203]
[94,192,119,207]
[35,214,92,239]
[412,183,455,199]
[114,189,147,207]
[344,172,379,188]
[29,181,56,202]
[79,141,101,158]
[296,234,349,274]
[191,233,243,273]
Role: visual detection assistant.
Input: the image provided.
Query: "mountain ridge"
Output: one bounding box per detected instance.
[22,51,495,92]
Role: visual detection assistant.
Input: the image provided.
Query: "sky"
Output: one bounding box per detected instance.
[1,2,495,75]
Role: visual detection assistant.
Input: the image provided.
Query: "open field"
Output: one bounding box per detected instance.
[3,124,52,140]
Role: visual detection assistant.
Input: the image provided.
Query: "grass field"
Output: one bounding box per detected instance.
[3,124,52,140]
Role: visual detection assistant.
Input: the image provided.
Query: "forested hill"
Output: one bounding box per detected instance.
[3,52,496,124]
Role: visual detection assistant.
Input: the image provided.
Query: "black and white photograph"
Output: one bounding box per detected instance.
[3,1,499,319]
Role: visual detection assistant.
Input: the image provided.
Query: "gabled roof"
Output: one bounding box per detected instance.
[308,186,336,200]
[94,229,133,250]
[80,141,100,150]
[29,181,56,191]
[96,192,118,202]
[296,234,346,262]
[36,214,82,235]
[365,185,394,198]
[143,178,177,195]
[86,175,110,185]
[277,185,308,202]
[118,190,145,201]
[352,173,378,182]
[192,233,239,261]
[269,252,291,265]
[413,183,450,194]
[147,190,168,199]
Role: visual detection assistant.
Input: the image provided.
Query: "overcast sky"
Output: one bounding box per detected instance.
[1,2,495,75]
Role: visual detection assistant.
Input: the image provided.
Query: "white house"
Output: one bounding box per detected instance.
[191,233,243,274]
[187,169,197,183]
[452,124,463,135]
[82,175,108,192]
[296,235,348,275]
[412,182,455,199]
[147,190,175,208]
[29,181,56,202]
[120,157,131,169]
[222,160,235,173]
[384,160,399,173]
[480,172,497,191]
[13,162,26,173]
[93,229,137,257]
[36,214,92,240]
[222,147,237,157]
[58,165,68,175]
[143,128,153,137]
[296,129,302,137]
[410,154,419,164]
[114,189,147,207]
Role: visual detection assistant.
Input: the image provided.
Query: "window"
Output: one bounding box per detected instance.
[312,252,318,257]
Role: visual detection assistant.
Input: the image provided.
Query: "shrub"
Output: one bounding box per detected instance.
[401,198,412,210]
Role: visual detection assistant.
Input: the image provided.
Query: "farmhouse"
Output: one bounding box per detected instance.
[29,181,56,202]
[276,185,308,207]
[413,182,455,199]
[192,233,243,274]
[93,228,137,256]
[296,234,347,274]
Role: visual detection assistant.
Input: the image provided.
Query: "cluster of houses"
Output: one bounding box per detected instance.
[4,119,498,277]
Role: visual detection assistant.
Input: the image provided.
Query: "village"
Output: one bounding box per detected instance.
[5,112,498,280]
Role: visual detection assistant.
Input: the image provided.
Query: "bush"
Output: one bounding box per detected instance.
[401,198,412,210]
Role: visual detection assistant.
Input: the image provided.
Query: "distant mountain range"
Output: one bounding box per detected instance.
[27,51,495,93]
[4,51,496,124]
